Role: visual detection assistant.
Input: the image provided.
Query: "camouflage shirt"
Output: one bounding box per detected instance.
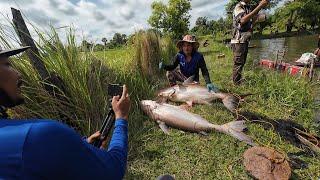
[231,2,253,44]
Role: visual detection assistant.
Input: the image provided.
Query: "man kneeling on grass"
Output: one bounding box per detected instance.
[159,34,218,92]
[0,46,130,179]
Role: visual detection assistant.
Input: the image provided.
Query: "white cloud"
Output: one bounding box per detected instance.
[0,0,229,43]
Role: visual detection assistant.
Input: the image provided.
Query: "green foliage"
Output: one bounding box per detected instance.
[101,37,107,46]
[107,33,127,49]
[0,27,113,135]
[160,35,177,64]
[1,9,319,179]
[126,36,320,179]
[148,0,191,40]
[190,17,232,37]
[271,0,320,31]
[133,30,162,81]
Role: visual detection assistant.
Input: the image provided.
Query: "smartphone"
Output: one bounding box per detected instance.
[108,84,123,97]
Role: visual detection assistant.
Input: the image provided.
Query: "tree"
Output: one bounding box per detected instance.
[190,16,232,37]
[148,0,191,40]
[121,34,127,44]
[195,16,208,26]
[271,0,320,32]
[81,40,92,50]
[101,37,107,47]
[106,33,127,48]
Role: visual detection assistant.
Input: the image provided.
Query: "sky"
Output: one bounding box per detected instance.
[0,0,228,43]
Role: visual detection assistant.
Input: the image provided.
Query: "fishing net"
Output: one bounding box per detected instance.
[243,146,291,180]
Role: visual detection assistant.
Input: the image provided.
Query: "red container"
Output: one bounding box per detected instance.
[288,66,302,75]
[283,63,291,71]
[260,59,274,69]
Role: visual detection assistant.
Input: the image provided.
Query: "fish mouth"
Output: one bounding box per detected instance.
[140,100,156,110]
[140,100,157,117]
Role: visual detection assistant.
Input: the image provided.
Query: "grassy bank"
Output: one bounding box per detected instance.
[2,26,319,178]
[95,35,320,179]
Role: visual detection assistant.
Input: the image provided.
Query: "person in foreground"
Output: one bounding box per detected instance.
[231,0,269,85]
[159,34,218,92]
[0,46,130,179]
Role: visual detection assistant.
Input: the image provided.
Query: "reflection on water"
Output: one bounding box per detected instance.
[249,35,318,62]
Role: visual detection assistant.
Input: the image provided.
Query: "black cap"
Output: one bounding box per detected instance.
[0,46,30,57]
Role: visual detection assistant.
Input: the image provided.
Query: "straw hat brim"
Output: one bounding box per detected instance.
[0,46,30,57]
[176,40,200,49]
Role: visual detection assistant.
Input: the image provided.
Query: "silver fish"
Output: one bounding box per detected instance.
[140,100,255,146]
[157,83,249,113]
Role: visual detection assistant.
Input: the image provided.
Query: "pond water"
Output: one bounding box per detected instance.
[249,34,319,62]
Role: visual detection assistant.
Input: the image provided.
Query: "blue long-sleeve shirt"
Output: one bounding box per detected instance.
[163,51,212,84]
[0,118,128,179]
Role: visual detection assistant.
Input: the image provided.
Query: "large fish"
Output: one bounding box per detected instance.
[140,100,255,146]
[157,83,249,113]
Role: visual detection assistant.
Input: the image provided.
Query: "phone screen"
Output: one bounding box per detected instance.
[108,84,123,97]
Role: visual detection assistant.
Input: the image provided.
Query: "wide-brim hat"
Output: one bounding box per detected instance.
[0,46,30,58]
[176,35,200,49]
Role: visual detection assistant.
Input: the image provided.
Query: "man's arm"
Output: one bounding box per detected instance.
[163,54,179,71]
[22,86,130,180]
[22,120,127,179]
[239,0,268,26]
[199,55,211,84]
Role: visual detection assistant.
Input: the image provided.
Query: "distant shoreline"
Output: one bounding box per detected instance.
[252,29,320,40]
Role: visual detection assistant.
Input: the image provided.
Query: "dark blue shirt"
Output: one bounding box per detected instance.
[163,51,211,84]
[0,119,128,179]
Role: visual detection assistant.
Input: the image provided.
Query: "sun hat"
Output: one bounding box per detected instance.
[176,35,199,50]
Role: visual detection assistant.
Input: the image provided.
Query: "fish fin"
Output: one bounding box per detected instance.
[155,96,167,104]
[186,101,193,107]
[198,100,211,105]
[223,121,256,146]
[179,104,192,111]
[199,131,208,136]
[168,89,176,98]
[157,121,170,135]
[176,84,187,92]
[182,75,195,85]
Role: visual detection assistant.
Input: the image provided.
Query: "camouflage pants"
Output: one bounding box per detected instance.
[166,68,187,86]
[232,42,249,85]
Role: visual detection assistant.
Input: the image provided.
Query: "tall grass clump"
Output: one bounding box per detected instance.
[133,30,162,81]
[160,35,177,64]
[0,25,113,135]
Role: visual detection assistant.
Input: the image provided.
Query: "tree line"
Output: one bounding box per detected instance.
[90,0,319,51]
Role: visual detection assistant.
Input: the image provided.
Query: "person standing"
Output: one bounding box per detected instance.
[231,0,269,85]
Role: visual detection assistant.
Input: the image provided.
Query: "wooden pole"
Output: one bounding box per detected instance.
[11,8,66,95]
[309,58,314,81]
[11,7,50,81]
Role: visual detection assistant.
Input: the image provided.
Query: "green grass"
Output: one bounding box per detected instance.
[96,36,320,179]
[1,21,318,178]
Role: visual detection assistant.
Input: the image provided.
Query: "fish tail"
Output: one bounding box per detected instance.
[221,121,256,146]
[221,94,239,112]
